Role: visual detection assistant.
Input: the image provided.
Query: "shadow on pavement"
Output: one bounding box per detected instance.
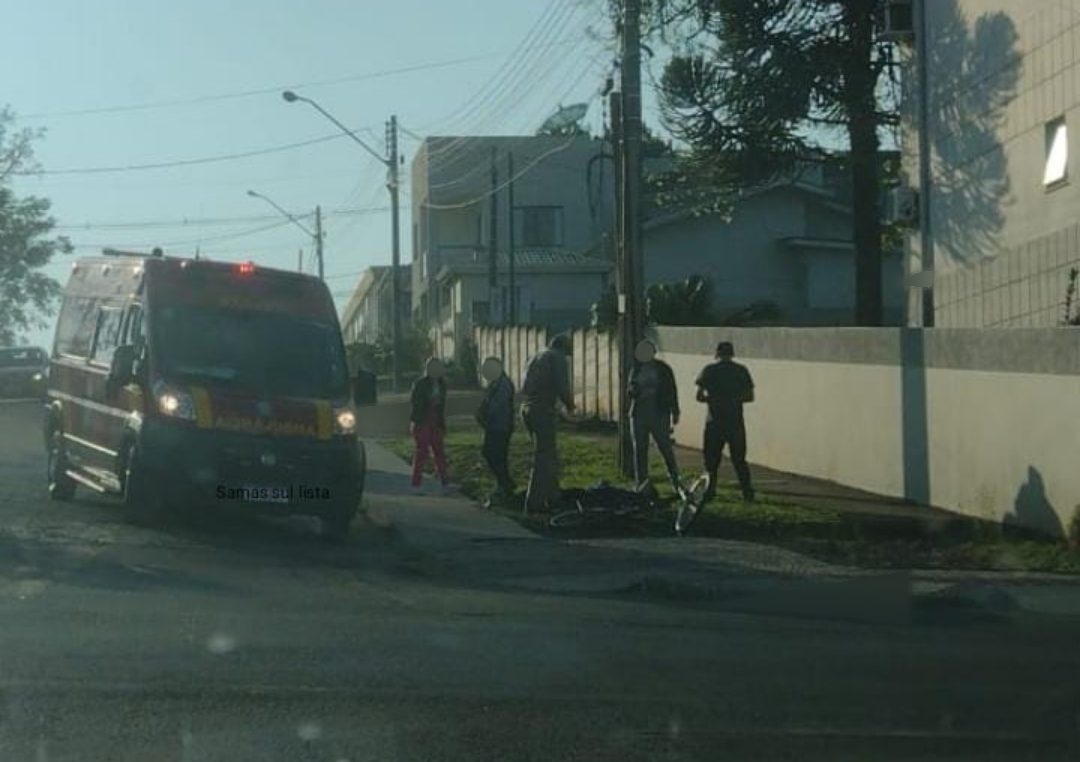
[0,531,234,595]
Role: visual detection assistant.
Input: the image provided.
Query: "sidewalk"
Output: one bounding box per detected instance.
[363,440,1080,624]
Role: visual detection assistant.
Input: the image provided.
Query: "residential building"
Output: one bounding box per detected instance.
[641,161,905,325]
[902,0,1080,327]
[433,249,612,360]
[340,264,412,345]
[410,135,615,344]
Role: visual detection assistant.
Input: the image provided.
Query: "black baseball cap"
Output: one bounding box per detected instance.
[716,341,734,357]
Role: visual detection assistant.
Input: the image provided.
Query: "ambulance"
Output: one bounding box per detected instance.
[44,249,365,540]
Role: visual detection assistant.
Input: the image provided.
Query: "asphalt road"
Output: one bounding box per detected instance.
[2,398,1080,761]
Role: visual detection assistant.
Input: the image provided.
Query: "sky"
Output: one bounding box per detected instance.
[4,0,665,348]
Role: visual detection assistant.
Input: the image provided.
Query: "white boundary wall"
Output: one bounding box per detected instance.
[657,327,1080,536]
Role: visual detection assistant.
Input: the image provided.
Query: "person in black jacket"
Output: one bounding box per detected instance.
[627,339,682,492]
[696,340,755,503]
[476,356,515,504]
[409,357,449,493]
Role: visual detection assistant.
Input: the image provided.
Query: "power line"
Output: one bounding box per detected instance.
[422,55,609,194]
[422,136,578,210]
[16,40,585,122]
[409,0,568,139]
[54,206,389,231]
[416,1,605,181]
[13,129,371,176]
[410,0,578,170]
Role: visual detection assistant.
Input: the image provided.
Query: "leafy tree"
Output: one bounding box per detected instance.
[645,274,712,325]
[619,0,899,326]
[0,106,69,346]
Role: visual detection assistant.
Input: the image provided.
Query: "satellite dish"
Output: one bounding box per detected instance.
[539,103,589,133]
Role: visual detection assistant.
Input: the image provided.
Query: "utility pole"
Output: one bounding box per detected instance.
[489,146,499,315]
[387,115,403,392]
[298,249,303,273]
[622,0,644,344]
[914,0,934,328]
[611,88,632,477]
[507,151,516,326]
[314,205,324,281]
[618,0,645,477]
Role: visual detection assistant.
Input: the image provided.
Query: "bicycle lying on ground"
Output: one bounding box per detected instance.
[548,481,663,529]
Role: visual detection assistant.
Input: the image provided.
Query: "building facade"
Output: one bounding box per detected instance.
[432,249,612,360]
[903,0,1080,327]
[340,264,412,345]
[410,135,615,332]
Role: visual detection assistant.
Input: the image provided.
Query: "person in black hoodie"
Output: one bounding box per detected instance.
[476,356,515,504]
[627,338,682,493]
[409,357,449,493]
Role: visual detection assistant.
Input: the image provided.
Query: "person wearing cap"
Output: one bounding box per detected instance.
[409,357,451,493]
[627,338,682,493]
[520,334,575,514]
[476,356,516,504]
[695,341,755,503]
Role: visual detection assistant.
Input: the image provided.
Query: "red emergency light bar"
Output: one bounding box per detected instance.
[236,261,256,275]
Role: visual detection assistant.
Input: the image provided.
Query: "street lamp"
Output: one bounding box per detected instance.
[283,89,403,393]
[246,189,324,280]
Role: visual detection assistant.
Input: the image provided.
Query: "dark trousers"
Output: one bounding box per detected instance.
[703,420,753,498]
[482,427,513,492]
[631,412,679,488]
[522,408,560,512]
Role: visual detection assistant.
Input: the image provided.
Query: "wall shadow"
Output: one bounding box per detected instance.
[922,3,1021,265]
[899,5,1020,507]
[1004,465,1064,539]
[900,329,930,505]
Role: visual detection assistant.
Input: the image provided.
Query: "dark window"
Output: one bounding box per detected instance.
[55,297,99,358]
[122,304,144,348]
[471,301,490,325]
[90,306,124,366]
[513,206,564,247]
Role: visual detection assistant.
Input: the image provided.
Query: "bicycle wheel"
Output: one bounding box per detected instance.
[550,508,588,528]
[549,502,610,529]
[674,475,710,535]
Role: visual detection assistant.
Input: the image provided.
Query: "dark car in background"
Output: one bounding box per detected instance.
[0,347,48,400]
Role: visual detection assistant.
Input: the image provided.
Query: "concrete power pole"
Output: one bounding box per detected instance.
[615,0,645,478]
[611,89,632,477]
[387,115,403,393]
[622,0,645,345]
[298,249,303,273]
[507,151,516,326]
[914,0,935,328]
[489,146,499,308]
[315,205,324,281]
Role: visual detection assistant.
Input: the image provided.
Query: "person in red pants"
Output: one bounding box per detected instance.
[409,357,450,493]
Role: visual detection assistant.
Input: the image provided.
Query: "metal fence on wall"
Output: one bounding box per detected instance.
[473,325,621,422]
